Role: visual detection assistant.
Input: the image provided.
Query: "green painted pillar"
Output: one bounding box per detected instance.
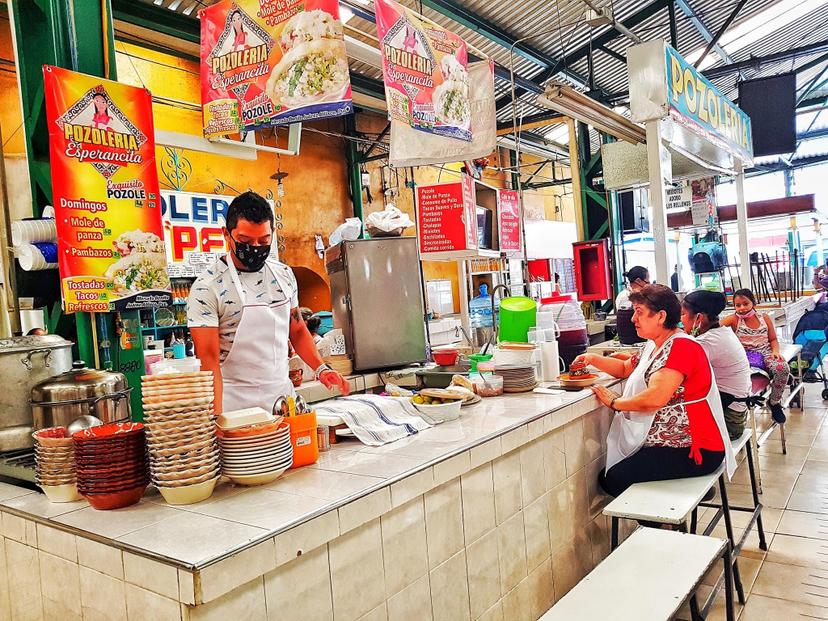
[345,116,364,227]
[9,0,117,366]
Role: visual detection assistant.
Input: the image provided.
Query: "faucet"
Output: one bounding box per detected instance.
[454,324,473,346]
[489,284,510,345]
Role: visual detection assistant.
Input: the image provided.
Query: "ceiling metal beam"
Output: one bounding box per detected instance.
[495,0,670,111]
[746,153,828,175]
[701,40,828,79]
[674,0,734,64]
[694,0,748,68]
[798,126,828,141]
[598,45,626,64]
[419,0,592,88]
[496,111,565,132]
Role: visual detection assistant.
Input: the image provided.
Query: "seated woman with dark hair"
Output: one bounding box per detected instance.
[572,284,735,497]
[681,290,752,440]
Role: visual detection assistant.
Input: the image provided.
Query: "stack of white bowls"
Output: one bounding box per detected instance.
[218,420,293,486]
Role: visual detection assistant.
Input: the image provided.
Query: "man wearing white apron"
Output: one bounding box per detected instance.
[572,284,735,498]
[188,191,349,413]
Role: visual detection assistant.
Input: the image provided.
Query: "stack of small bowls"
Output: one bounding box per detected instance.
[217,420,293,486]
[141,372,220,505]
[73,422,149,510]
[33,427,82,502]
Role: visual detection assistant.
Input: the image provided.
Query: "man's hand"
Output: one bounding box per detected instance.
[320,369,351,395]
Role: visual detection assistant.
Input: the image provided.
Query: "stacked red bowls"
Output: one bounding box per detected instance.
[72,422,149,510]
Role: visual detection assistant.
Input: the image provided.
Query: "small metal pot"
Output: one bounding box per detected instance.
[30,361,132,431]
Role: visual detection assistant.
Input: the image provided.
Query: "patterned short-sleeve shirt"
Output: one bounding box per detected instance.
[186,256,298,362]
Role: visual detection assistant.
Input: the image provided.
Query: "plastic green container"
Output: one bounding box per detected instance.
[468,353,493,373]
[498,297,537,343]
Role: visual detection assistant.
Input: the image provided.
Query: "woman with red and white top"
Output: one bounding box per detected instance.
[572,284,734,498]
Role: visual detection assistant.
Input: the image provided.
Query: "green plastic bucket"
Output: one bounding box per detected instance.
[498,297,537,343]
[468,353,493,373]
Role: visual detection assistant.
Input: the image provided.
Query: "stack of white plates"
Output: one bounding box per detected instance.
[218,421,293,486]
[494,364,538,393]
[141,372,220,505]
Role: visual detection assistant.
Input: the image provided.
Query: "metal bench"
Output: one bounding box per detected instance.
[751,342,803,455]
[539,528,734,621]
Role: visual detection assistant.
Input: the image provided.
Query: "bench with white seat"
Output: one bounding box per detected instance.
[539,528,734,621]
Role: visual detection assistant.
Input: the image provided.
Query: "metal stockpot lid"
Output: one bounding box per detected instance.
[31,360,129,403]
[0,334,72,354]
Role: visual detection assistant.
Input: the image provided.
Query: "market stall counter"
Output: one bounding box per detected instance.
[0,383,622,621]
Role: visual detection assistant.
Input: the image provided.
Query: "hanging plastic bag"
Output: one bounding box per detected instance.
[365,204,414,237]
[329,218,363,247]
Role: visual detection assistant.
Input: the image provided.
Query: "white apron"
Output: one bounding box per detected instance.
[221,256,295,413]
[605,332,736,479]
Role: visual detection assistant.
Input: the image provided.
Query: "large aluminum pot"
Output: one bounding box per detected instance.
[0,335,73,451]
[31,361,131,431]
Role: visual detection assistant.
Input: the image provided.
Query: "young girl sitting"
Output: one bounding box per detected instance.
[722,288,789,423]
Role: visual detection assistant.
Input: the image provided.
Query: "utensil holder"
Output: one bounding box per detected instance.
[286,412,319,468]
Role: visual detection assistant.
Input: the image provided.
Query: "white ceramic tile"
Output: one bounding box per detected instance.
[123,552,181,600]
[1,511,26,543]
[79,565,126,621]
[501,425,529,455]
[125,584,181,621]
[492,451,522,524]
[501,578,532,621]
[313,450,426,479]
[563,419,586,476]
[583,409,609,463]
[6,538,43,621]
[264,545,333,621]
[387,574,431,621]
[497,511,528,594]
[338,488,392,534]
[25,520,37,547]
[469,438,502,469]
[188,488,330,531]
[567,469,589,527]
[39,551,81,616]
[541,430,567,491]
[547,479,574,552]
[526,558,556,620]
[433,451,471,486]
[0,538,10,620]
[380,497,428,597]
[329,518,386,621]
[430,550,470,621]
[460,464,496,545]
[0,482,33,502]
[76,536,124,580]
[389,467,435,508]
[465,528,501,619]
[424,480,464,569]
[476,602,504,621]
[1,493,87,519]
[269,468,383,500]
[275,510,339,566]
[523,495,551,571]
[527,416,546,441]
[519,440,546,506]
[198,538,276,604]
[188,576,267,621]
[357,602,388,621]
[42,596,81,621]
[37,524,77,563]
[55,501,179,539]
[117,511,267,566]
[179,569,196,606]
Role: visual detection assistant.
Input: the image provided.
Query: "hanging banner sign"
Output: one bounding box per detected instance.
[375,0,472,142]
[628,40,753,164]
[497,189,522,256]
[416,176,478,260]
[160,191,278,277]
[200,0,353,137]
[43,66,171,313]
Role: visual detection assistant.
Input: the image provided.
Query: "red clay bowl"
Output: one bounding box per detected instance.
[81,485,147,510]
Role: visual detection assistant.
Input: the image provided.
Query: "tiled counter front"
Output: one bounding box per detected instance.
[0,391,622,621]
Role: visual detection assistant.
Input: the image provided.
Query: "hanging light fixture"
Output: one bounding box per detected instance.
[537,84,646,145]
[270,155,288,198]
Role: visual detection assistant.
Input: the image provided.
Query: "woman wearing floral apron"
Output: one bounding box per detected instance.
[572,284,735,497]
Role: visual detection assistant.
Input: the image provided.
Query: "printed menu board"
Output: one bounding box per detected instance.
[43,66,171,313]
[375,0,472,142]
[497,189,522,256]
[416,176,478,260]
[200,0,353,137]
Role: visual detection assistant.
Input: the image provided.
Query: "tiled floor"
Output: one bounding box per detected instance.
[683,384,828,620]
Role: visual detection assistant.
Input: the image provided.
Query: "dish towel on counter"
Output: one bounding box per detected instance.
[315,395,431,446]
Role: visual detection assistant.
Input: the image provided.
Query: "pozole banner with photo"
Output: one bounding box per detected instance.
[43,66,171,313]
[200,0,353,137]
[375,0,472,142]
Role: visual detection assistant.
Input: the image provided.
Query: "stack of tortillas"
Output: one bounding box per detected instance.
[141,371,220,505]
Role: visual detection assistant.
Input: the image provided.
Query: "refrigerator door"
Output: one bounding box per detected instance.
[344,238,427,370]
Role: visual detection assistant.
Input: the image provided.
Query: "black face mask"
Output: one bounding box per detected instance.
[230,237,271,271]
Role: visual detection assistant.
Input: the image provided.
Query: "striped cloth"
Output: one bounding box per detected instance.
[315,395,431,446]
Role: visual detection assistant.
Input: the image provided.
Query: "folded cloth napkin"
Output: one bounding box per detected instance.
[315,395,431,446]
